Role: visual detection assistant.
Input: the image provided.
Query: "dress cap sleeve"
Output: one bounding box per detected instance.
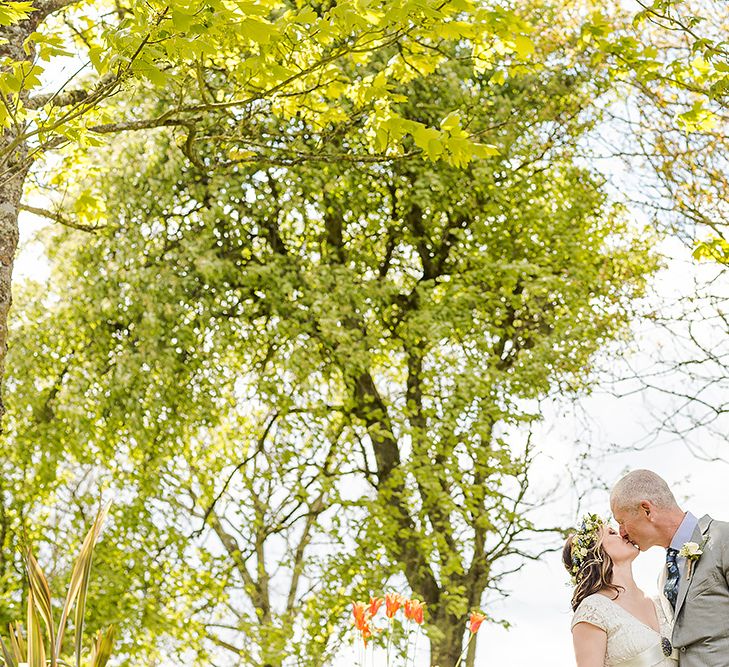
[571,595,608,632]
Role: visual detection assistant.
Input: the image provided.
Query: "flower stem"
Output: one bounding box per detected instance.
[387,617,393,667]
[405,621,413,667]
[454,633,473,667]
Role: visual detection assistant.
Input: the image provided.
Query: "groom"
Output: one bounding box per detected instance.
[610,469,729,666]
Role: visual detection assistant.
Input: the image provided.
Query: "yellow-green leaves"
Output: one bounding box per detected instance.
[365,112,499,165]
[438,111,499,167]
[170,8,197,31]
[0,59,43,127]
[1,0,547,167]
[601,0,728,136]
[0,0,34,26]
[470,6,537,75]
[676,100,718,132]
[0,61,43,94]
[471,142,500,158]
[436,20,476,40]
[693,237,729,263]
[439,111,461,133]
[25,31,73,60]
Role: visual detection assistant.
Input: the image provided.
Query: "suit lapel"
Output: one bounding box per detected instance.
[674,514,712,618]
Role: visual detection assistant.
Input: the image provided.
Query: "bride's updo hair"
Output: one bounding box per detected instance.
[562,515,623,611]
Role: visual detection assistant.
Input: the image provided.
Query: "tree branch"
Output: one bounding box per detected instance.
[19,203,103,232]
[26,73,116,110]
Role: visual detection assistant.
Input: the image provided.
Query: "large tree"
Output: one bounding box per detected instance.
[5,9,658,663]
[1,0,521,423]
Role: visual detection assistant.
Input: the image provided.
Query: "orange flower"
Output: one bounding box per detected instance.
[368,595,384,617]
[385,592,404,618]
[404,598,425,625]
[469,611,486,634]
[352,601,369,631]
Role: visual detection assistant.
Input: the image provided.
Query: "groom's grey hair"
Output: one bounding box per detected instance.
[610,469,680,512]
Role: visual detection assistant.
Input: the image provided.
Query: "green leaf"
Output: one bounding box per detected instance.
[26,591,45,667]
[692,237,729,263]
[471,142,499,158]
[513,34,534,59]
[88,45,109,75]
[0,635,18,667]
[27,31,73,60]
[90,626,115,667]
[291,8,318,24]
[242,17,274,44]
[142,64,169,86]
[411,124,441,151]
[8,623,25,664]
[436,20,475,39]
[25,550,55,662]
[439,111,462,132]
[171,9,196,31]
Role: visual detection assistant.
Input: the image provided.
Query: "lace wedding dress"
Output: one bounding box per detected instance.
[571,593,678,666]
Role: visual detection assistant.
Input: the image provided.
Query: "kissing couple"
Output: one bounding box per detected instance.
[563,469,729,666]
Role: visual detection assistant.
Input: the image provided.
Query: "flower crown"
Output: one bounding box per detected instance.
[570,513,605,582]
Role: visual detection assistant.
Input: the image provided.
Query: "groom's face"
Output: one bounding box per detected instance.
[612,502,656,550]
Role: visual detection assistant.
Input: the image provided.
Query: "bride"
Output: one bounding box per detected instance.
[563,514,678,666]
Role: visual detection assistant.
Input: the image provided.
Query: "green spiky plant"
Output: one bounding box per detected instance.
[0,505,115,667]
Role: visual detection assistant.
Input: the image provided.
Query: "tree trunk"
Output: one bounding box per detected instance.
[429,610,468,667]
[466,632,477,667]
[0,163,23,423]
[0,14,36,424]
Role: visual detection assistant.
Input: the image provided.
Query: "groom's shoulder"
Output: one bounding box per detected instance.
[705,515,729,540]
[706,514,729,528]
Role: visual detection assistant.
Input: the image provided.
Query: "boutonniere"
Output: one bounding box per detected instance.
[679,539,707,579]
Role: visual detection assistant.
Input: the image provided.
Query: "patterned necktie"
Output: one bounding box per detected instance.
[664,547,680,609]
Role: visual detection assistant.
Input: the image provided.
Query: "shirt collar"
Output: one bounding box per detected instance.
[669,511,698,551]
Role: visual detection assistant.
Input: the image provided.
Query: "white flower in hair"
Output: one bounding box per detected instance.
[569,513,605,583]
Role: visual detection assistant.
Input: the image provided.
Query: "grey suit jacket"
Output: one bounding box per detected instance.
[671,514,729,666]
